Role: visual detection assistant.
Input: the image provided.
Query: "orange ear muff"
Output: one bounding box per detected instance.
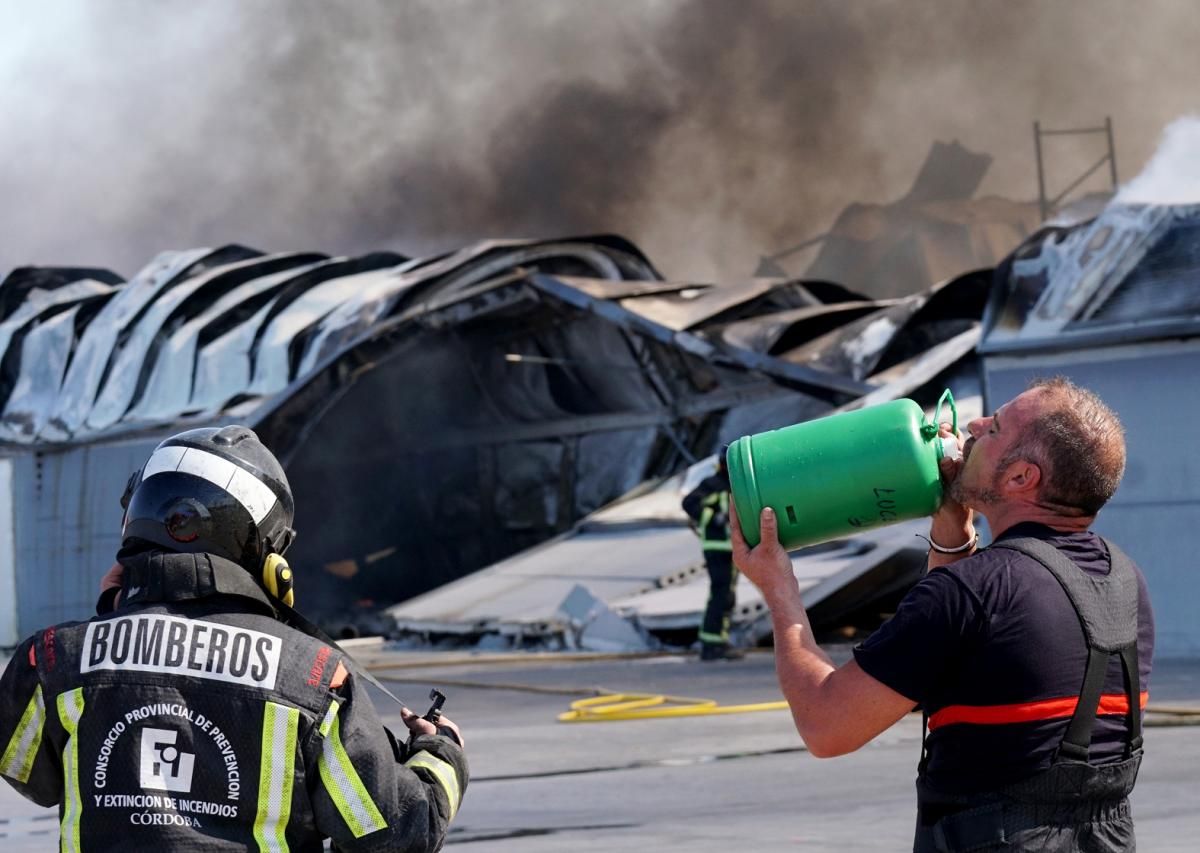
[262,553,295,607]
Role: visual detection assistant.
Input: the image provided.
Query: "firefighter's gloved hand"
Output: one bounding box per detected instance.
[402,707,465,748]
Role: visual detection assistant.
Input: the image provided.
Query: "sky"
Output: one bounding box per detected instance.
[1,0,1198,282]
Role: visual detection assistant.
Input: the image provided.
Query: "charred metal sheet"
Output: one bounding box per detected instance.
[0,236,803,453]
[607,278,820,332]
[0,278,121,438]
[774,271,989,381]
[242,255,406,398]
[718,301,892,355]
[127,260,329,426]
[86,252,325,433]
[844,327,982,414]
[37,249,234,442]
[528,274,875,398]
[504,276,864,336]
[1,307,88,440]
[379,237,660,326]
[553,278,701,302]
[187,255,404,416]
[981,203,1200,354]
[780,298,930,380]
[248,265,403,396]
[0,266,123,321]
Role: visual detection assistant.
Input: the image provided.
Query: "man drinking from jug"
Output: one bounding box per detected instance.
[732,377,1154,853]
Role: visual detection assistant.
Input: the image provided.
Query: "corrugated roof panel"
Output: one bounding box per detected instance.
[39,250,213,442]
[246,267,400,397]
[86,253,318,432]
[126,261,328,425]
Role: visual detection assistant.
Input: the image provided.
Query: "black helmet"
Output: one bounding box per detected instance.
[122,425,296,572]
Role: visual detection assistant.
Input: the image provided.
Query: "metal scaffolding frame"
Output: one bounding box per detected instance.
[1033,116,1119,221]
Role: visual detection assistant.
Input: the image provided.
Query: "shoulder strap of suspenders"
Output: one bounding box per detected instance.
[991,537,1142,761]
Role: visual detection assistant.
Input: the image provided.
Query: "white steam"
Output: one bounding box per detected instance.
[1115,115,1200,205]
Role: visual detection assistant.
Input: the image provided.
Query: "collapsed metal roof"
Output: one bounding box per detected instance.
[0,238,672,443]
[0,236,990,629]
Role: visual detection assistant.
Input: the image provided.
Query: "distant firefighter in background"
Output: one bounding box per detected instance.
[682,449,744,661]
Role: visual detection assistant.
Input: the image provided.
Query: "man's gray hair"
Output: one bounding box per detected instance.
[1001,377,1126,516]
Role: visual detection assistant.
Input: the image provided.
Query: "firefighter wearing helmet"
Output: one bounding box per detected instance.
[1,425,467,851]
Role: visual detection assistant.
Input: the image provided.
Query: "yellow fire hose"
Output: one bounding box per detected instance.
[367,652,1200,726]
[372,667,792,722]
[559,693,789,722]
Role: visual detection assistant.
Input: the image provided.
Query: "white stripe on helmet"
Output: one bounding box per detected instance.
[141,445,278,524]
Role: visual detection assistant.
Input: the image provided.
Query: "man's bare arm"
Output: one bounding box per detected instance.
[732,506,916,757]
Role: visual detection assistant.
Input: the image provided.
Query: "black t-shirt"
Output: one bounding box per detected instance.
[853,522,1155,793]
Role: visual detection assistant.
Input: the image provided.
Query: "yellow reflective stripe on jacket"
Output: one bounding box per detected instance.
[699,492,732,551]
[57,688,85,853]
[0,684,45,784]
[405,749,462,822]
[318,701,338,738]
[317,703,386,838]
[254,701,301,852]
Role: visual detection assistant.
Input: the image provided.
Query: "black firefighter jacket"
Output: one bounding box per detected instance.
[0,551,468,852]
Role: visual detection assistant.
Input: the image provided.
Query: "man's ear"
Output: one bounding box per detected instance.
[1002,460,1042,496]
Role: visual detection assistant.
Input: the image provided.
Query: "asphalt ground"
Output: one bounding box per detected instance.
[2,648,1200,851]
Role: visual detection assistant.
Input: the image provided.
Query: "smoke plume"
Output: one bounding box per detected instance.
[1,0,1199,281]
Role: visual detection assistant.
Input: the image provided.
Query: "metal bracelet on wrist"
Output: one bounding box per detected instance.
[918,531,979,554]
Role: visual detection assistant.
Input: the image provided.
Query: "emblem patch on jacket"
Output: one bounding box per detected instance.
[139,727,196,792]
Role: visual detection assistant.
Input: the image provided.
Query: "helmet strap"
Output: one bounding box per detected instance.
[262,553,295,607]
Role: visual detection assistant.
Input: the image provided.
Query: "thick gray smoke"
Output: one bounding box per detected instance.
[2,0,1198,281]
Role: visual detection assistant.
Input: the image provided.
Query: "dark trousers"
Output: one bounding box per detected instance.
[913,754,1141,852]
[699,550,737,646]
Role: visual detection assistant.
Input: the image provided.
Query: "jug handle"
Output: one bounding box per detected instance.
[921,388,957,439]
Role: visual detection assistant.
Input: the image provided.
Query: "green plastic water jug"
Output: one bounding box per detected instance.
[728,389,960,549]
